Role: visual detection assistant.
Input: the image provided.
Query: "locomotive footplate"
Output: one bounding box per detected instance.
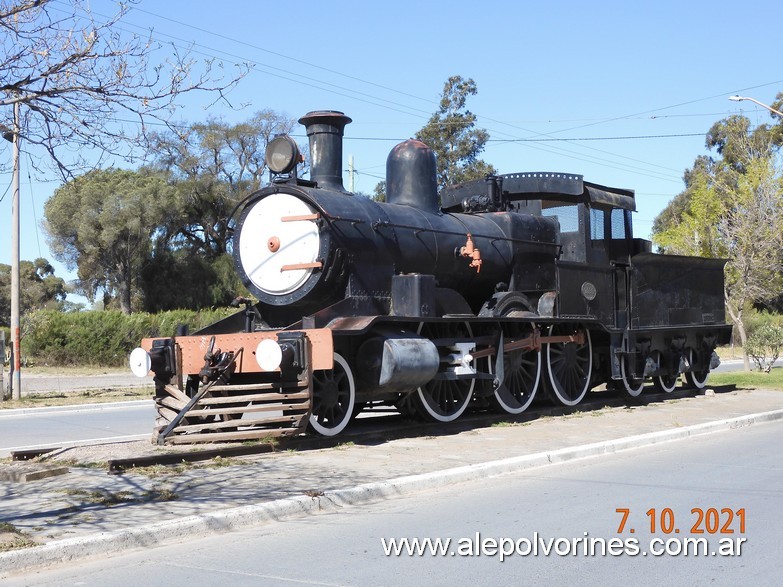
[138,329,334,445]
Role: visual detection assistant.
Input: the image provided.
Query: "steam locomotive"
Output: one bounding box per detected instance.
[130,110,731,444]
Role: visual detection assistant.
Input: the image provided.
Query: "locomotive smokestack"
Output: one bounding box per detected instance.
[299,110,352,191]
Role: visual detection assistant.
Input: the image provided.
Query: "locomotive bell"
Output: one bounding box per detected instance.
[386,139,439,213]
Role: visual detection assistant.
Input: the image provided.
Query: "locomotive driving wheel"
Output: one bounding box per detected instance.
[309,352,356,436]
[545,324,593,406]
[488,323,541,414]
[683,347,710,390]
[620,354,645,398]
[651,350,678,393]
[411,322,475,422]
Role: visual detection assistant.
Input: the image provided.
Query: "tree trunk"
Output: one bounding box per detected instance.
[117,261,132,315]
[736,321,750,372]
[725,295,751,372]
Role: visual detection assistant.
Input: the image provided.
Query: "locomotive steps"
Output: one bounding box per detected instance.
[2,387,783,577]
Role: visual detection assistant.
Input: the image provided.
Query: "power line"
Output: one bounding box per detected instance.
[77,3,698,179]
[487,132,705,142]
[34,2,783,184]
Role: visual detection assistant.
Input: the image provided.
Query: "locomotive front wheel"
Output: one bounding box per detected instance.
[651,350,678,393]
[412,322,475,422]
[545,324,593,406]
[310,352,356,436]
[620,354,645,397]
[489,324,541,414]
[683,347,710,390]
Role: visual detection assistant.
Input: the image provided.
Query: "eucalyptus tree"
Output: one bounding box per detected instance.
[44,168,173,314]
[653,113,783,369]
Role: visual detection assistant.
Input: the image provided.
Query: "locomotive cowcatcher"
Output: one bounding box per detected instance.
[130,110,731,444]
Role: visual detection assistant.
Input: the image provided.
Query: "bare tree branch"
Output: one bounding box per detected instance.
[1,0,249,179]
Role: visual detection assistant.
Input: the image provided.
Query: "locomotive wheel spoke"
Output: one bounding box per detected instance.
[620,354,645,398]
[683,347,710,390]
[651,350,678,393]
[489,324,541,414]
[309,352,355,436]
[412,322,475,422]
[546,324,592,406]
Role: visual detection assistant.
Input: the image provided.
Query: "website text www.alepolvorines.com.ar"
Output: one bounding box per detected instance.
[381,532,747,562]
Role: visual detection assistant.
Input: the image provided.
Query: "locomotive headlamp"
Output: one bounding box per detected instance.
[256,339,283,371]
[265,134,301,174]
[129,340,176,378]
[129,347,151,378]
[255,338,297,371]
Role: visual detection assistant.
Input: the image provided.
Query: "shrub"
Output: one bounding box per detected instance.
[745,322,783,373]
[21,308,236,367]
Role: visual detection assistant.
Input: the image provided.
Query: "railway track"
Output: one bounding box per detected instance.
[101,385,718,474]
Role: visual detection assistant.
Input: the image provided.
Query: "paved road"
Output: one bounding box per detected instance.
[6,419,779,586]
[3,372,150,396]
[0,401,153,457]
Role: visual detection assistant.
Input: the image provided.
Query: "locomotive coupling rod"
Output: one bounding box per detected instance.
[471,332,539,359]
[541,331,586,346]
[473,329,585,360]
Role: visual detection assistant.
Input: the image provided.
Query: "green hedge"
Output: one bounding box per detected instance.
[20,308,236,367]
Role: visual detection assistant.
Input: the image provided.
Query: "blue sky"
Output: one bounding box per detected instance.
[1,0,781,295]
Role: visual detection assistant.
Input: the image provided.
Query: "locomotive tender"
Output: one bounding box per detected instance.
[131,110,731,444]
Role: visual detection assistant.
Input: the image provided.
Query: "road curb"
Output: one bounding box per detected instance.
[2,408,782,576]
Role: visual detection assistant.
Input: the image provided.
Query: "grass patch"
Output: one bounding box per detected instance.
[0,387,150,409]
[491,420,531,428]
[59,487,178,505]
[709,367,783,390]
[21,366,135,377]
[130,455,242,478]
[0,522,36,552]
[715,345,744,361]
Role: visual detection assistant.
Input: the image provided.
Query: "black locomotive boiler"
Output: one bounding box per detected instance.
[131,110,731,444]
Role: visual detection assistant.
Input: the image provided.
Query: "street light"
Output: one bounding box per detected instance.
[728,95,783,118]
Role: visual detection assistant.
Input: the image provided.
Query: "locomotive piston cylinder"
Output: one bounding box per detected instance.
[356,332,440,396]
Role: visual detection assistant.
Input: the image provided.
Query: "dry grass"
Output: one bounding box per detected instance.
[0,523,36,552]
[0,387,151,409]
[59,487,179,505]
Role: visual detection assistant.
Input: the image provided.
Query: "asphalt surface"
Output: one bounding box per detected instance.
[0,401,153,457]
[5,420,778,586]
[1,386,782,579]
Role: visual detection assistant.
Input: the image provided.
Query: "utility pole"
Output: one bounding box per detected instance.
[348,154,355,193]
[1,330,5,402]
[9,101,21,400]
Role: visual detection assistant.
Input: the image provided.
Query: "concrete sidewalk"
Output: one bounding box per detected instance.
[1,387,782,576]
